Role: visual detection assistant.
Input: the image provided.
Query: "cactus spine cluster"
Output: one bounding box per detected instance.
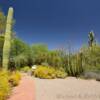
[2,7,14,70]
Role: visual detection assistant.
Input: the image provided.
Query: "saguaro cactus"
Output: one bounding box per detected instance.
[2,7,14,70]
[88,31,95,47]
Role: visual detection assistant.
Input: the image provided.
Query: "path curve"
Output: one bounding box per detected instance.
[8,73,35,100]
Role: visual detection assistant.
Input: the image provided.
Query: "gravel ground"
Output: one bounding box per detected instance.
[34,77,100,100]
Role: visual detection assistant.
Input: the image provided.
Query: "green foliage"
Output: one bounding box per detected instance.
[0,9,6,35]
[47,50,62,68]
[31,45,62,68]
[9,38,32,69]
[31,44,48,65]
[0,35,4,67]
[11,38,30,57]
[21,66,31,73]
[2,7,14,70]
[34,66,67,79]
[81,44,100,72]
[58,49,69,72]
[41,62,49,66]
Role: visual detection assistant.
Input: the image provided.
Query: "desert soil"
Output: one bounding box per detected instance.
[34,77,100,100]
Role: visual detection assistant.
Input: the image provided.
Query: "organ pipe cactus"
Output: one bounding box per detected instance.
[67,52,83,76]
[2,7,14,70]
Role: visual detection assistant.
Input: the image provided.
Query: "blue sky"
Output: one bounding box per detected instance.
[0,0,100,50]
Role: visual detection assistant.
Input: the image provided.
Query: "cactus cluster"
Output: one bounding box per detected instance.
[67,52,83,76]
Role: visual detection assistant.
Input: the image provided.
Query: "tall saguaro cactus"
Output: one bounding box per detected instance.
[2,7,14,70]
[88,31,95,47]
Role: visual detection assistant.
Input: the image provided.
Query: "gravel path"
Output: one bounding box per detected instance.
[34,77,100,100]
[8,74,35,100]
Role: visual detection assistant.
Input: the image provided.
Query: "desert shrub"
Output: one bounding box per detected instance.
[82,72,97,79]
[55,70,67,78]
[41,62,49,66]
[31,44,48,65]
[47,51,62,68]
[81,45,100,73]
[81,71,100,81]
[34,66,67,79]
[21,66,31,73]
[9,71,21,86]
[96,76,100,81]
[0,71,11,100]
[34,66,56,79]
[0,71,21,99]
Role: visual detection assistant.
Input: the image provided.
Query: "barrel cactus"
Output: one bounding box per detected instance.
[2,7,14,70]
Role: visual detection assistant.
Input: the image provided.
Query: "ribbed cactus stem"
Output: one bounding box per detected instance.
[2,7,13,70]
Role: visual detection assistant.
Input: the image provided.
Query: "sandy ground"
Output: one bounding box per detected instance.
[34,77,100,100]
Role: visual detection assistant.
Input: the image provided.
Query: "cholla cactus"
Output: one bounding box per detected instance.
[2,7,14,70]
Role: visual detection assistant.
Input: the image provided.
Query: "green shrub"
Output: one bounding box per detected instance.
[9,71,21,86]
[41,62,49,66]
[21,66,31,73]
[81,45,100,73]
[56,70,67,78]
[0,71,11,100]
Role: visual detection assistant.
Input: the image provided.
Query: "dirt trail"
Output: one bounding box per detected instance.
[8,74,35,100]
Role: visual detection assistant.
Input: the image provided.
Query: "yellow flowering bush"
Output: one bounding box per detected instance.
[56,70,67,78]
[34,66,67,79]
[9,71,21,86]
[34,66,56,79]
[0,71,11,100]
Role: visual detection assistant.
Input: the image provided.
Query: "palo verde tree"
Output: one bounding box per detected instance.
[2,7,14,70]
[0,8,6,35]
